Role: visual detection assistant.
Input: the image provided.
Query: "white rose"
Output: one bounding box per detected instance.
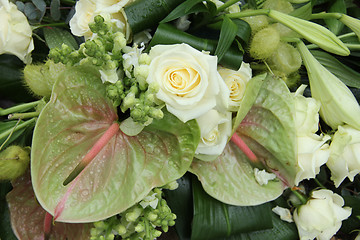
[0,0,34,64]
[195,109,231,158]
[294,189,351,240]
[327,125,360,187]
[218,62,252,112]
[293,85,330,185]
[69,0,134,39]
[146,43,229,123]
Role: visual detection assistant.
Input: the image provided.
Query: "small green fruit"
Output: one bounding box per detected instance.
[249,26,280,60]
[268,42,302,75]
[262,0,294,14]
[242,12,269,34]
[0,146,30,180]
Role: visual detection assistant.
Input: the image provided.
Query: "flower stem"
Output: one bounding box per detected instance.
[0,101,40,116]
[8,112,39,120]
[32,22,68,30]
[291,188,307,205]
[310,12,342,20]
[216,0,239,14]
[0,118,36,142]
[230,133,258,162]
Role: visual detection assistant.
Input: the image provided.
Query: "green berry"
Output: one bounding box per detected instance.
[249,26,280,60]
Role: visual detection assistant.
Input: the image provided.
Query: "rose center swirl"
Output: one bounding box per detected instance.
[164,67,201,96]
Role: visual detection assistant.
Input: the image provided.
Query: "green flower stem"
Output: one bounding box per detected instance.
[0,101,40,116]
[338,32,356,40]
[307,43,360,50]
[314,178,326,189]
[0,118,36,142]
[32,22,68,30]
[8,112,39,120]
[216,0,240,13]
[310,12,342,20]
[224,9,270,20]
[291,189,307,205]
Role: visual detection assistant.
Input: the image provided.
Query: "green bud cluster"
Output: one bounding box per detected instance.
[90,187,177,240]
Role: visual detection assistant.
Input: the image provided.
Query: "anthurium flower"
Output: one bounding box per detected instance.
[0,0,34,64]
[297,41,360,130]
[146,43,229,123]
[218,62,252,112]
[293,85,330,185]
[293,189,351,240]
[327,125,360,187]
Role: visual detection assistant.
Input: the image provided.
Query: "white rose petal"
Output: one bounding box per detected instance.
[327,125,360,187]
[294,189,351,240]
[218,62,252,112]
[195,109,232,157]
[254,168,277,185]
[146,43,229,123]
[272,206,293,223]
[0,0,34,64]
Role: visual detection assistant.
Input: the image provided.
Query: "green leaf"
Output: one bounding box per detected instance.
[125,0,186,34]
[190,75,297,206]
[0,121,28,149]
[231,73,266,136]
[31,65,200,222]
[311,50,360,89]
[6,171,92,240]
[191,177,273,240]
[43,27,78,50]
[161,0,207,23]
[163,173,193,240]
[290,2,312,20]
[50,0,61,21]
[233,19,251,46]
[148,23,243,70]
[215,16,238,62]
[0,182,17,240]
[325,0,346,35]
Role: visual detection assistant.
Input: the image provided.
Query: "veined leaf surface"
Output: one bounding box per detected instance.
[191,75,296,206]
[31,66,199,222]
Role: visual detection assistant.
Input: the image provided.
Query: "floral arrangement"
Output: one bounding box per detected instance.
[0,0,360,239]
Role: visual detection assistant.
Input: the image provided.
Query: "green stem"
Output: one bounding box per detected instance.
[0,101,40,116]
[314,178,326,189]
[0,118,36,141]
[32,22,68,30]
[307,43,360,50]
[310,12,342,20]
[8,112,39,120]
[338,32,356,40]
[216,0,239,13]
[223,9,270,20]
[291,189,307,205]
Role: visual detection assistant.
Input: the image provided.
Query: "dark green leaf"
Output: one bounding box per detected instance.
[233,19,251,46]
[148,23,243,69]
[341,195,360,234]
[161,1,208,23]
[0,121,28,149]
[191,177,273,240]
[24,3,39,20]
[32,0,46,14]
[50,0,61,21]
[125,0,186,34]
[215,16,238,62]
[311,50,360,89]
[0,182,17,240]
[290,2,312,20]
[164,173,193,240]
[43,27,78,50]
[325,0,346,35]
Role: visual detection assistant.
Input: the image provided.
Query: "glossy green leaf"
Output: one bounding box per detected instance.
[161,0,207,23]
[191,177,273,240]
[311,50,360,89]
[43,27,78,50]
[325,0,346,35]
[0,121,31,149]
[191,75,296,206]
[31,65,200,222]
[148,23,243,69]
[215,16,238,62]
[290,2,312,20]
[6,171,92,240]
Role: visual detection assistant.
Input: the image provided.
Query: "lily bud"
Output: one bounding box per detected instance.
[339,14,360,41]
[268,10,350,56]
[297,41,360,130]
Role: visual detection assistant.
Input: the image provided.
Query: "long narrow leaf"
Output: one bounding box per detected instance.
[215,16,238,62]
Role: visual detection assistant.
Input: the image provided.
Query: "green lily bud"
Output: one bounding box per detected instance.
[0,146,30,180]
[269,10,349,56]
[339,14,360,41]
[297,41,360,130]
